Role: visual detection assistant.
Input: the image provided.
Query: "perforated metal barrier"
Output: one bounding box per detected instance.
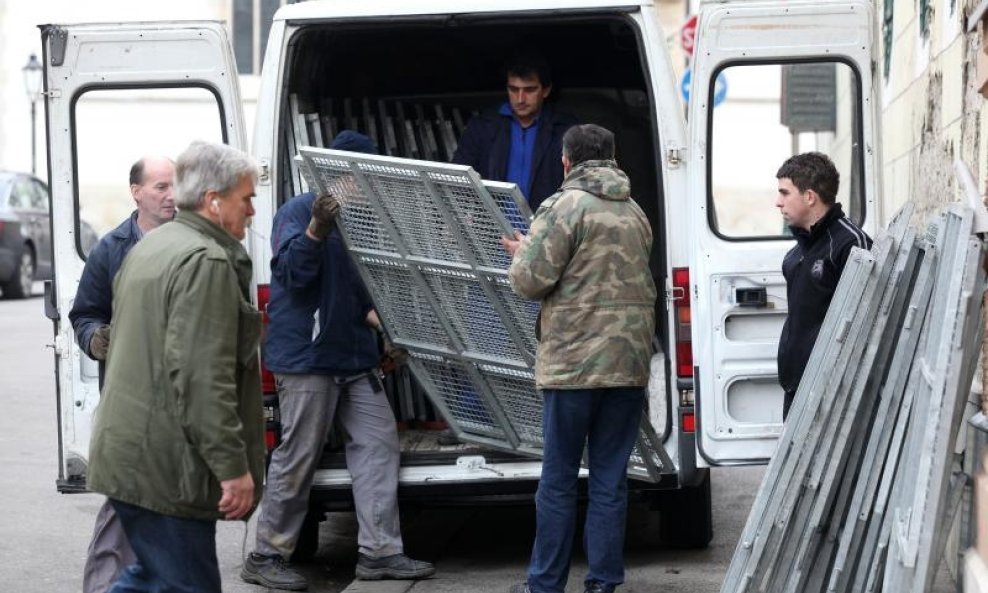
[298,148,670,481]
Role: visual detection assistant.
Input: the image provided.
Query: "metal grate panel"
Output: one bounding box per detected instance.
[299,148,669,482]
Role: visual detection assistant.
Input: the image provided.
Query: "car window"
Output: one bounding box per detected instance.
[9,180,32,209]
[29,180,49,211]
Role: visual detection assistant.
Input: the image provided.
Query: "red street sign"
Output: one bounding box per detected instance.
[681,14,698,56]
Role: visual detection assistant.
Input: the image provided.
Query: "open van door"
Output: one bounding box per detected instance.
[687,0,880,465]
[41,22,246,491]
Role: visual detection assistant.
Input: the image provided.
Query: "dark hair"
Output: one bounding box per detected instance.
[129,159,145,187]
[775,152,840,205]
[504,50,552,88]
[562,124,615,166]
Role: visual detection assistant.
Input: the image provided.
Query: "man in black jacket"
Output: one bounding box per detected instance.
[775,152,871,419]
[452,51,577,211]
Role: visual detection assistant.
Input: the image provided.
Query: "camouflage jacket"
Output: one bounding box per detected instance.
[508,159,656,389]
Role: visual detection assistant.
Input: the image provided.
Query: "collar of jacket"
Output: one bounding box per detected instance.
[174,210,253,294]
[790,203,846,247]
[559,159,630,201]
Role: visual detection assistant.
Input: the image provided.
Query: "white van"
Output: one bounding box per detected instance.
[41,0,880,552]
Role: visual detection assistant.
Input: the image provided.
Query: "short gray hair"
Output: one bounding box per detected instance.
[174,141,257,209]
[562,124,615,166]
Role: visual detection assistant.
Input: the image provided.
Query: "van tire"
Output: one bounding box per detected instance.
[658,470,713,548]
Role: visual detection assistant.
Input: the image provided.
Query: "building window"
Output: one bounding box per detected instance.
[233,0,295,75]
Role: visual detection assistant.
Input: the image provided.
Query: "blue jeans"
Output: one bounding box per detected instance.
[108,499,220,593]
[528,387,645,593]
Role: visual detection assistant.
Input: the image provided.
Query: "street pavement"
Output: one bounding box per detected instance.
[0,294,957,592]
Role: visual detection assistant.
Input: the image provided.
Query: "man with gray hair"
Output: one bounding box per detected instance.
[87,141,265,593]
[501,124,656,593]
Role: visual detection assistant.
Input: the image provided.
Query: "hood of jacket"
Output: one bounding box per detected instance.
[558,159,630,202]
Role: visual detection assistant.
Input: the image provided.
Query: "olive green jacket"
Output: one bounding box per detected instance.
[509,160,656,389]
[87,211,265,520]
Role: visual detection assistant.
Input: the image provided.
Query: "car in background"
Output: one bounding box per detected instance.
[0,171,52,299]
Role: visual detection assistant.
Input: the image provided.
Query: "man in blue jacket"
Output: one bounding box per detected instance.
[452,51,577,211]
[69,155,175,593]
[242,131,434,591]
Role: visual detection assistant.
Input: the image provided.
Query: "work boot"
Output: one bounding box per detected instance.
[355,553,435,580]
[241,552,308,591]
[584,581,615,593]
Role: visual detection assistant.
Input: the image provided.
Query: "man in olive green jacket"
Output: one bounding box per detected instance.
[502,124,656,593]
[87,141,264,593]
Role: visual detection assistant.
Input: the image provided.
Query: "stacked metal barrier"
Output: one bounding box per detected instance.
[720,202,987,593]
[297,148,671,482]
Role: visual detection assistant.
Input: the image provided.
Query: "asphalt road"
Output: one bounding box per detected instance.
[0,294,957,592]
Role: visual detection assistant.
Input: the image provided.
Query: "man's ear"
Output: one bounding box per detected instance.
[804,188,820,206]
[542,85,552,100]
[130,184,141,202]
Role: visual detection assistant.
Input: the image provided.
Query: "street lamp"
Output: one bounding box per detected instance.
[22,54,43,176]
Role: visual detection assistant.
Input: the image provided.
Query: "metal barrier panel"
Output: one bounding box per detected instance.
[298,148,670,481]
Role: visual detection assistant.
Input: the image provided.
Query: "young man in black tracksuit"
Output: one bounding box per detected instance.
[775,152,871,419]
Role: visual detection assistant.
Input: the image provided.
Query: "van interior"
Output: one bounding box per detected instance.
[274,12,672,489]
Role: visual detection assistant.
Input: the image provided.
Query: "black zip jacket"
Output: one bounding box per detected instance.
[777,204,871,392]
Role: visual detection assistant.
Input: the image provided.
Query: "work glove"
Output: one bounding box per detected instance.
[307,192,341,240]
[378,333,409,374]
[89,324,111,361]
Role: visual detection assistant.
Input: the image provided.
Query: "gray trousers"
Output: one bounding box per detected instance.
[82,498,137,593]
[255,373,404,559]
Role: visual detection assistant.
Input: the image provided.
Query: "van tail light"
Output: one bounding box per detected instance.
[672,267,693,379]
[256,283,281,453]
[681,410,696,433]
[256,284,275,394]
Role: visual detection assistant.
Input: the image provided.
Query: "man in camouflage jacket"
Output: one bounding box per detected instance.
[501,124,656,593]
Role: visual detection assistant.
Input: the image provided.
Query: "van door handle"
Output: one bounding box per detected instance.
[736,287,767,308]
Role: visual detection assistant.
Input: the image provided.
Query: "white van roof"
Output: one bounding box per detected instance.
[274,0,648,21]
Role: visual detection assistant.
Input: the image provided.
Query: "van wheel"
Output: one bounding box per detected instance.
[290,510,322,563]
[2,247,34,299]
[658,470,713,548]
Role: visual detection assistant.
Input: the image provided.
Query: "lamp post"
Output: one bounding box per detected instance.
[22,54,43,176]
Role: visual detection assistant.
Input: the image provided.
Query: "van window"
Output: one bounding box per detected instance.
[708,61,863,239]
[73,87,224,257]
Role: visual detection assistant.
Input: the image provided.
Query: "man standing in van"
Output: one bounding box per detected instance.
[501,124,656,593]
[241,131,434,591]
[775,152,871,419]
[453,50,577,211]
[87,141,265,593]
[69,155,175,593]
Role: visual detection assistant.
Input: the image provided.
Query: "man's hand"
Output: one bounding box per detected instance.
[218,472,255,520]
[89,324,111,361]
[306,193,341,240]
[500,231,526,257]
[380,337,409,373]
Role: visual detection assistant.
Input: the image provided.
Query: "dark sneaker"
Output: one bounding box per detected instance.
[241,552,308,591]
[509,584,532,593]
[355,553,435,580]
[585,581,615,593]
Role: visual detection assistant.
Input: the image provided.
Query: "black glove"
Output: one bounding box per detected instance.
[307,193,341,240]
[89,324,111,361]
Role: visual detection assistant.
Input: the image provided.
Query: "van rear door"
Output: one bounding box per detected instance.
[688,0,880,465]
[41,22,246,491]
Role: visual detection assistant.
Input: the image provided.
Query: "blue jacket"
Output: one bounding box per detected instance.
[263,192,379,375]
[69,211,142,358]
[452,105,577,211]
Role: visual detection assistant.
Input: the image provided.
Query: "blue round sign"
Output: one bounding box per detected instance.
[680,68,729,107]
